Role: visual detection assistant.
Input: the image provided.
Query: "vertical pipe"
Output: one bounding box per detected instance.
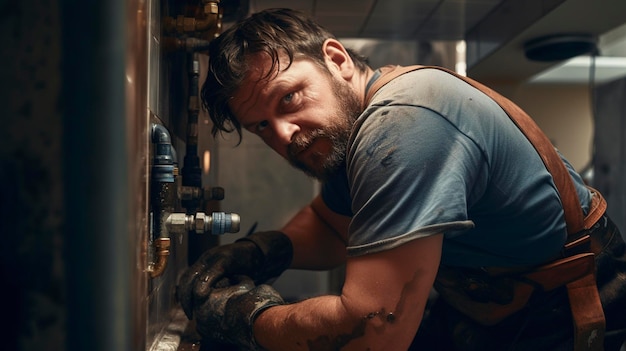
[181,53,202,212]
[183,53,214,264]
[61,1,133,350]
[128,0,150,349]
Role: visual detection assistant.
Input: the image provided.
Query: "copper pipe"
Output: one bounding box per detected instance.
[149,237,171,278]
[162,1,220,34]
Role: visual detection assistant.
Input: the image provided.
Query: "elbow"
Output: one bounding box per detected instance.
[337,294,423,351]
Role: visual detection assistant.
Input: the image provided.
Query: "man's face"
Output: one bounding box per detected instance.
[229,53,362,180]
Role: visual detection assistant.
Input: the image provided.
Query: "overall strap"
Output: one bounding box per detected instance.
[363,65,598,235]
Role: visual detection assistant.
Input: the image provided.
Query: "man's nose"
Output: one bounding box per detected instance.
[272,119,299,145]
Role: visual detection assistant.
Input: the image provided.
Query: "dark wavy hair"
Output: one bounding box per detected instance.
[201,8,369,140]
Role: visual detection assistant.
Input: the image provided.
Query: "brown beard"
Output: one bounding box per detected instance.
[287,76,362,181]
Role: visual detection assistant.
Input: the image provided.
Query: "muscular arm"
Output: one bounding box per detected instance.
[281,194,350,270]
[254,233,443,351]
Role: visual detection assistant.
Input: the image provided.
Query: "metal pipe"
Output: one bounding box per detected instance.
[162,1,220,35]
[181,53,202,212]
[149,123,177,278]
[162,37,212,53]
[149,237,171,278]
[151,123,176,183]
[166,211,241,235]
[61,1,138,350]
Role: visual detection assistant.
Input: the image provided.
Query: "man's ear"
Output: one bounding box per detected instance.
[322,38,355,81]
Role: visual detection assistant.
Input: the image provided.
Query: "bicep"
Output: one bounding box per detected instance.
[341,234,443,350]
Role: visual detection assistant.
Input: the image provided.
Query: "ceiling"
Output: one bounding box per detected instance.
[250,0,502,40]
[246,0,626,84]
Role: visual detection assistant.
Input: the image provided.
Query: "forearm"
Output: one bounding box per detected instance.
[182,235,441,350]
[254,295,363,351]
[253,235,443,351]
[253,294,416,351]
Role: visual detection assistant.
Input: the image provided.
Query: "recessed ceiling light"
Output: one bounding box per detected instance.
[524,34,598,62]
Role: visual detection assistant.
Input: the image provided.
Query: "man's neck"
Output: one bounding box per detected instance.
[353,67,376,108]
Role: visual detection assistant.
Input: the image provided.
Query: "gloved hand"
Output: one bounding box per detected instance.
[176,230,293,319]
[194,275,285,350]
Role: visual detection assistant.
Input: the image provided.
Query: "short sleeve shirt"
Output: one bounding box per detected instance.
[322,68,591,268]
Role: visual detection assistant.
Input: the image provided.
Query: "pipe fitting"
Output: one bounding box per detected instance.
[166,212,240,235]
[162,37,212,53]
[203,1,219,16]
[149,237,171,278]
[151,123,176,183]
[179,185,225,203]
[163,12,219,34]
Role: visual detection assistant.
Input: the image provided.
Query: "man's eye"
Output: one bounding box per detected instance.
[282,92,294,104]
[256,120,269,132]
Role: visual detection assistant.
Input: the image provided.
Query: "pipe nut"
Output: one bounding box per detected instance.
[194,212,208,233]
[166,213,188,234]
[205,2,219,15]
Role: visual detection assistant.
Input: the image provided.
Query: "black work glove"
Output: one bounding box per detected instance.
[176,231,293,319]
[194,275,285,350]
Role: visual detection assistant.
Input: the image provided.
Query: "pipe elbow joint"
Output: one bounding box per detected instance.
[149,237,171,278]
[151,123,176,183]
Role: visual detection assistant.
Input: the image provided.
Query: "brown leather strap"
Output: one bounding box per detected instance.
[364,65,586,235]
[567,271,606,350]
[364,65,425,107]
[583,186,607,230]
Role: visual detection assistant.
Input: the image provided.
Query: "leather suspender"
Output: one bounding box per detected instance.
[364,65,607,350]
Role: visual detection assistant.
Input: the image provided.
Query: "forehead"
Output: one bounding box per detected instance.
[228,52,292,113]
[233,53,278,94]
[241,52,282,83]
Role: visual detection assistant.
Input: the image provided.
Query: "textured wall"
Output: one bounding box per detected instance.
[0,1,65,350]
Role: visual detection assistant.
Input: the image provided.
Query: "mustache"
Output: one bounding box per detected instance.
[287,129,326,159]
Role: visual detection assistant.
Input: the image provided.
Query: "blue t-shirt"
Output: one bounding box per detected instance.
[322,68,591,268]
